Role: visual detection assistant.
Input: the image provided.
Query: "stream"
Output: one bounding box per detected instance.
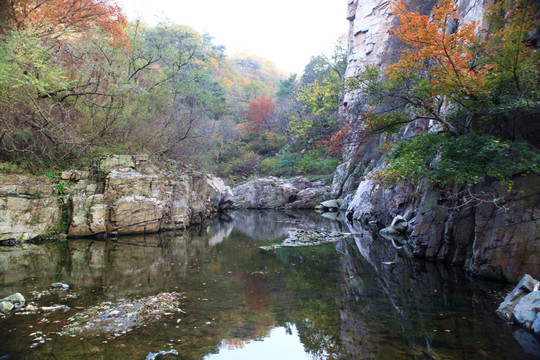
[0,210,538,359]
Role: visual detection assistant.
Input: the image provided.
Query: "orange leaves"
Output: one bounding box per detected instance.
[322,122,351,155]
[388,0,491,99]
[5,0,127,44]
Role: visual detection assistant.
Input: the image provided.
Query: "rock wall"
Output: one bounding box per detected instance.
[339,0,540,282]
[0,155,233,242]
[0,177,61,242]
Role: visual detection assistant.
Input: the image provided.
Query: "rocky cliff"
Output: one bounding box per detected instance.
[0,155,232,242]
[338,0,540,282]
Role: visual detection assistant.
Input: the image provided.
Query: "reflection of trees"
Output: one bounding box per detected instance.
[264,244,344,359]
[243,274,271,311]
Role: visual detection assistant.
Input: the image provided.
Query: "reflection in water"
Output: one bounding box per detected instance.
[0,210,537,359]
[204,325,311,360]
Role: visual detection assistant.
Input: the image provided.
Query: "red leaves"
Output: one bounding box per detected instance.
[244,94,275,133]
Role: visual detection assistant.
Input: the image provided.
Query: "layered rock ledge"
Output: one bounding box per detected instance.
[0,155,233,242]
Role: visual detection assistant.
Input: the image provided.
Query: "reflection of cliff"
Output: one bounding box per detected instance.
[0,217,234,299]
[337,220,532,359]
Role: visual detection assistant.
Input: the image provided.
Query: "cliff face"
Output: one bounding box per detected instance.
[340,0,540,281]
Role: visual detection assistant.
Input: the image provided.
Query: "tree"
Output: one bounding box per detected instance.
[291,36,347,148]
[0,0,128,166]
[0,0,127,42]
[276,74,298,102]
[347,0,540,190]
[244,94,275,133]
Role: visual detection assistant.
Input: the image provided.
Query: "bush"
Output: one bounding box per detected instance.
[296,149,340,175]
[260,157,277,174]
[372,132,540,190]
[0,162,20,174]
[219,150,262,179]
[272,151,301,177]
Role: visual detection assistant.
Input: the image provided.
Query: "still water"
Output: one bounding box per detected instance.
[0,210,538,359]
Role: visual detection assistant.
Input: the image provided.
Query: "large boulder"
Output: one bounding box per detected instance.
[533,314,540,335]
[513,292,540,327]
[497,274,540,336]
[497,274,539,321]
[391,215,408,233]
[346,177,412,226]
[232,177,329,209]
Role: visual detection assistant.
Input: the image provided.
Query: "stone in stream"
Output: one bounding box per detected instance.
[40,305,70,313]
[0,292,26,313]
[50,282,70,291]
[320,199,340,211]
[260,229,354,250]
[532,313,540,335]
[512,292,540,327]
[1,292,25,305]
[0,301,14,313]
[60,292,184,337]
[390,215,408,234]
[497,274,539,321]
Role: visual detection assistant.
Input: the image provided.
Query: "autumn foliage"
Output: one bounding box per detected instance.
[1,0,127,42]
[244,94,275,133]
[389,0,492,100]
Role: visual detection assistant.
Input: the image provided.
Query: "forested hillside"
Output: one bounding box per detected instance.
[0,0,345,184]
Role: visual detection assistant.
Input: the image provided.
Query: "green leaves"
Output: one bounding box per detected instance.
[0,30,71,98]
[373,132,540,190]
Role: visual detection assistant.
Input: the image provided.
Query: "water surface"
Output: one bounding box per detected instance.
[0,210,538,359]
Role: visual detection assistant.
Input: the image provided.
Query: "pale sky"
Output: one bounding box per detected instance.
[119,0,348,75]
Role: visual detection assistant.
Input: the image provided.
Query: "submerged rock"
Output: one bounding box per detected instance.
[61,292,184,337]
[261,229,354,250]
[40,305,70,313]
[146,350,179,360]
